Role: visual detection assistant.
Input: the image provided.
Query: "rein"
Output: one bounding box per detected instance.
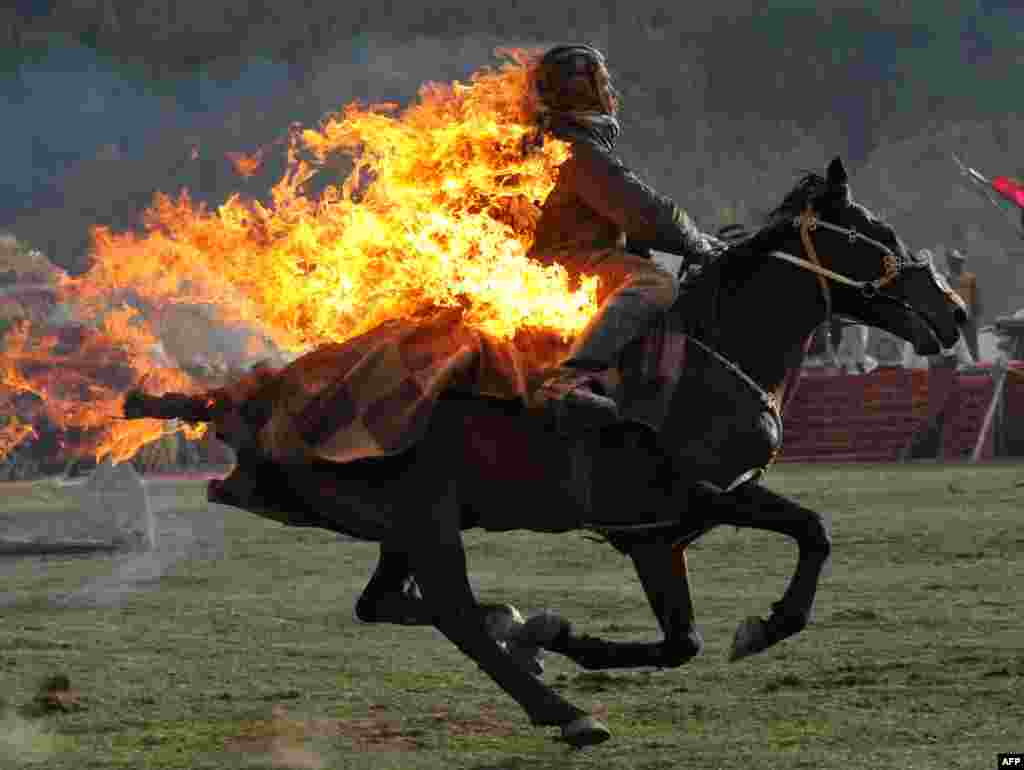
[685,335,781,423]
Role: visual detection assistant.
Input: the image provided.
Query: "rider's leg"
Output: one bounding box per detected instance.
[534,252,677,434]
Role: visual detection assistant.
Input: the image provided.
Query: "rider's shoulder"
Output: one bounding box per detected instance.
[567,139,625,172]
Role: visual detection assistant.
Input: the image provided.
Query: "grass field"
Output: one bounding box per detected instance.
[0,463,1021,769]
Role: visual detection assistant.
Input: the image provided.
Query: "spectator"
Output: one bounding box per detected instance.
[902,249,942,368]
[944,247,982,362]
[836,320,877,374]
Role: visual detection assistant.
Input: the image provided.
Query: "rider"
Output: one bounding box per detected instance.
[355,45,725,625]
[527,44,722,433]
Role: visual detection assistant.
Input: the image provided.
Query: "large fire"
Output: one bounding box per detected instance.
[0,48,598,464]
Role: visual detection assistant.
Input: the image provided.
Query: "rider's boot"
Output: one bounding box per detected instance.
[533,290,662,435]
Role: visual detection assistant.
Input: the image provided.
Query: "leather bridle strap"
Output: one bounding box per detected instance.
[798,209,834,318]
[769,251,888,293]
[779,207,902,315]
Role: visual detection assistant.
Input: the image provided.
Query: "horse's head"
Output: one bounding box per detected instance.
[768,157,966,356]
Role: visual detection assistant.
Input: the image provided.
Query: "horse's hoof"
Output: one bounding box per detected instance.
[516,610,571,648]
[729,616,768,662]
[560,716,611,748]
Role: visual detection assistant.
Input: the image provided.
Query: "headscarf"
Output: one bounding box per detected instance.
[523,45,621,155]
[533,108,621,153]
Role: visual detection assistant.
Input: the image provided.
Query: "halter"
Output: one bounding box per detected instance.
[771,207,901,319]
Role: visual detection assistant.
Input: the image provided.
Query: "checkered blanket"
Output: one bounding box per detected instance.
[210,311,568,464]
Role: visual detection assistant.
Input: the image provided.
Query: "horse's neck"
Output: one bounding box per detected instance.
[708,258,823,398]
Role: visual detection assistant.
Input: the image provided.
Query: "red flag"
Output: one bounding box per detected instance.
[992,176,1024,210]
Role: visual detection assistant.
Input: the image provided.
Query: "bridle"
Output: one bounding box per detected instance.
[669,204,918,492]
[770,206,901,320]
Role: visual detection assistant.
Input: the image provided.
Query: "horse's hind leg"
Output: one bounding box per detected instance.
[386,420,609,746]
[402,494,609,746]
[353,545,529,632]
[353,544,430,625]
[531,538,704,671]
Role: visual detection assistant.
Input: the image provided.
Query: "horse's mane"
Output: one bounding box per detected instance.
[763,172,828,225]
[671,171,830,334]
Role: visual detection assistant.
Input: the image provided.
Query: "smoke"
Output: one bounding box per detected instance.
[49,480,225,610]
[143,301,293,383]
[0,473,225,611]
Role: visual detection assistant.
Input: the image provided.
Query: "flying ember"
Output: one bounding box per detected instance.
[0,48,597,463]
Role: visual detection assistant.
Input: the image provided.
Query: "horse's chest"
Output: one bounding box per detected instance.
[661,345,783,493]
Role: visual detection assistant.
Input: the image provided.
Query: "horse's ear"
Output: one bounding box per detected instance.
[826,156,848,187]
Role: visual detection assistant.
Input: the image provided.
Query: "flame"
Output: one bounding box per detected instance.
[0,312,202,464]
[226,148,265,178]
[0,47,598,464]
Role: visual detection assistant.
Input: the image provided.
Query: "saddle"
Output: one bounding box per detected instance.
[565,308,783,520]
[615,310,688,434]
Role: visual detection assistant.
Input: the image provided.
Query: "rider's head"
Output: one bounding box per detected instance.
[535,45,618,115]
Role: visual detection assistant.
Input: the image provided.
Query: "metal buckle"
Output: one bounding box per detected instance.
[795,212,818,232]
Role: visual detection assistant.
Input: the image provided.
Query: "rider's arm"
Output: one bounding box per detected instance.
[567,142,716,262]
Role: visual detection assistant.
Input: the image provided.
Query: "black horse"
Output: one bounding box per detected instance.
[124,157,966,747]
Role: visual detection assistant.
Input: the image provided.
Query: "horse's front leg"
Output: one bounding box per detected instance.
[692,483,832,661]
[521,538,704,671]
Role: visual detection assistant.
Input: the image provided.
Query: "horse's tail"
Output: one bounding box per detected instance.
[122,390,215,422]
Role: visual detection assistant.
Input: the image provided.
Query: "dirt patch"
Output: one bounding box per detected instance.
[428,702,518,738]
[224,701,524,763]
[224,704,422,763]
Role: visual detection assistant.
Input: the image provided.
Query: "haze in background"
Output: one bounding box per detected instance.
[2,0,1022,320]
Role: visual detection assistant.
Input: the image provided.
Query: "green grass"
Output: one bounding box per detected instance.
[0,464,1022,769]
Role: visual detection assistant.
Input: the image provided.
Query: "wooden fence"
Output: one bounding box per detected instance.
[779,363,1024,463]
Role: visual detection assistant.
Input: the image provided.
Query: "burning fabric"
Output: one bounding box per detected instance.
[0,49,598,466]
[141,310,569,465]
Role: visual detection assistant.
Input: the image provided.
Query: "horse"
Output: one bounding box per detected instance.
[123,157,966,747]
